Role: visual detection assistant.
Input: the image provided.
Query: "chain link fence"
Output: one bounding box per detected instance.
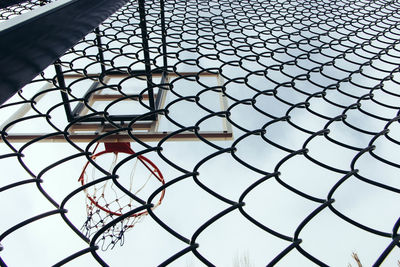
[0,0,400,266]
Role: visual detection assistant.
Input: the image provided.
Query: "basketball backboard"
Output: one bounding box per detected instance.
[0,70,233,143]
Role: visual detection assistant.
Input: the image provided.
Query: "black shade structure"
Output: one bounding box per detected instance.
[0,0,129,104]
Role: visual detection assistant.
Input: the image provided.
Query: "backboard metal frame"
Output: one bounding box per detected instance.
[0,71,233,143]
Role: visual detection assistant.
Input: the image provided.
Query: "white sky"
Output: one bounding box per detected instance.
[1,0,400,266]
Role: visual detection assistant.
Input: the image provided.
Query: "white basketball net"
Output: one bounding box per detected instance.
[80,149,164,250]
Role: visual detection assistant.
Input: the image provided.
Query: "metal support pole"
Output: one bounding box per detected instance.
[138,0,155,113]
[55,61,73,122]
[160,0,168,71]
[95,27,106,74]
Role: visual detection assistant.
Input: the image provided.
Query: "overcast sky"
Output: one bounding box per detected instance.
[1,0,400,266]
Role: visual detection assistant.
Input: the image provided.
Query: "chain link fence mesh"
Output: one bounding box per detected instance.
[1,0,400,266]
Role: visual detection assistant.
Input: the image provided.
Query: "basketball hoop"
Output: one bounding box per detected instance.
[79,142,165,250]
